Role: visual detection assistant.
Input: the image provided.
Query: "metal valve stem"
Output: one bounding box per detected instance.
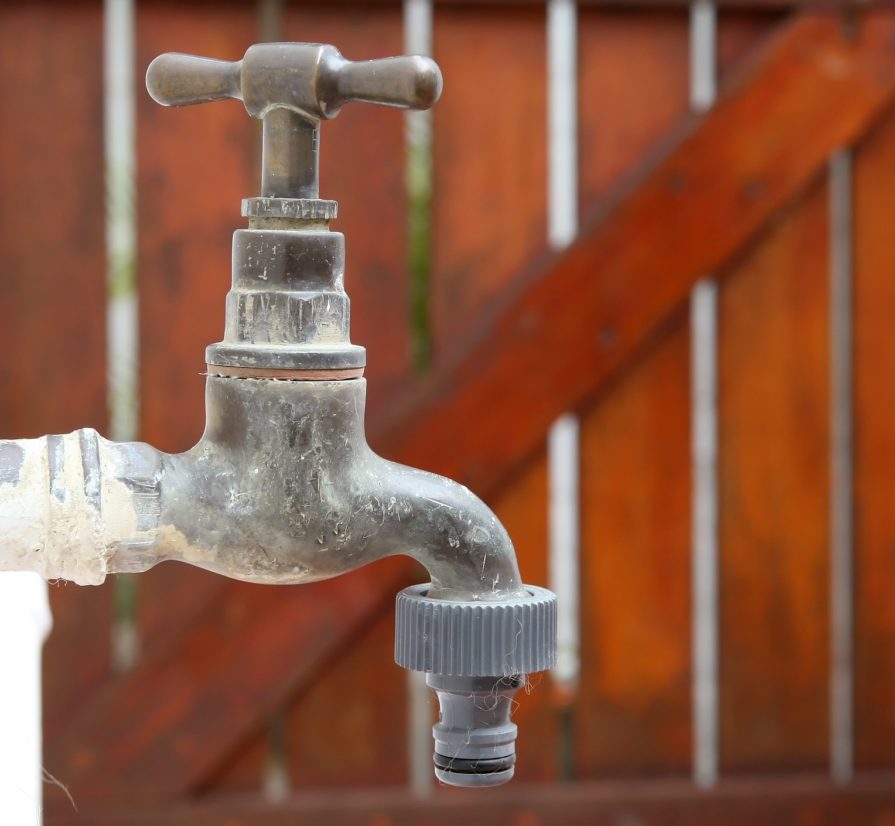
[263,109,319,199]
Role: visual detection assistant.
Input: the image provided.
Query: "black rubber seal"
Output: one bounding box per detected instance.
[433,753,516,775]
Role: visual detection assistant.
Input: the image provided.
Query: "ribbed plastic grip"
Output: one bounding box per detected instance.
[395,584,557,676]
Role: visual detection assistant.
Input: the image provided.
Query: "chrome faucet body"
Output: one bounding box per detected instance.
[0,42,555,787]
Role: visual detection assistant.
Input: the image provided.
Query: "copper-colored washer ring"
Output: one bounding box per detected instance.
[207,365,364,381]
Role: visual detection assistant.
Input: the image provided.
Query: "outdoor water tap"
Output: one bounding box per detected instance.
[0,43,556,787]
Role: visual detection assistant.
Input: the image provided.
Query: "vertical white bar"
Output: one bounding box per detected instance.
[405,0,432,59]
[104,0,139,673]
[547,0,580,701]
[0,574,51,825]
[689,0,719,789]
[404,0,436,799]
[105,0,137,445]
[547,0,578,250]
[690,0,717,113]
[405,0,434,372]
[829,149,854,785]
[549,415,580,689]
[691,280,718,788]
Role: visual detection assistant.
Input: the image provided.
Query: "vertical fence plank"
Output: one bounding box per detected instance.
[285,606,408,789]
[0,2,107,438]
[134,1,259,651]
[576,322,692,777]
[430,3,547,361]
[719,179,830,772]
[136,1,257,454]
[0,0,114,785]
[578,9,688,210]
[717,10,785,85]
[853,106,895,771]
[575,7,691,779]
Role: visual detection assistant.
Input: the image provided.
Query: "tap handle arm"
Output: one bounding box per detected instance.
[330,55,442,112]
[146,44,442,120]
[145,53,242,107]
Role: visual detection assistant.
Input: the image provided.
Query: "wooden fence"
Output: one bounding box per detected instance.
[1,1,894,822]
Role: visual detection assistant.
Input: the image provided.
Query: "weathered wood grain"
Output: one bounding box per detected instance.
[578,7,689,207]
[430,4,548,361]
[719,178,830,771]
[577,320,692,776]
[48,773,895,826]
[575,7,692,778]
[853,103,895,770]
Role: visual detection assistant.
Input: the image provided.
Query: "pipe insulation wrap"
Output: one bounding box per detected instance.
[0,431,138,585]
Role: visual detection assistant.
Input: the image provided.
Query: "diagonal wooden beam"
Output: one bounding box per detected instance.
[46,11,895,805]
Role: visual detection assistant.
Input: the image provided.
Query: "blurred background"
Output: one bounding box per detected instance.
[1,0,895,823]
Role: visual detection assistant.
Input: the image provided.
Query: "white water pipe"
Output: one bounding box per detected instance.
[0,572,52,824]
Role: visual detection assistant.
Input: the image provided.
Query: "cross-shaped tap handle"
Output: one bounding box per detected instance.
[146,43,443,198]
[146,43,442,119]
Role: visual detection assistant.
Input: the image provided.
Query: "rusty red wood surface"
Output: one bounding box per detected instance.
[0,0,107,438]
[46,567,403,806]
[136,3,257,456]
[717,8,787,81]
[853,103,895,770]
[577,320,693,776]
[719,178,831,770]
[430,3,548,361]
[578,7,689,207]
[48,774,895,826]
[575,7,692,778]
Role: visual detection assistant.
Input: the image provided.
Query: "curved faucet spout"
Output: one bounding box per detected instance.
[358,458,524,600]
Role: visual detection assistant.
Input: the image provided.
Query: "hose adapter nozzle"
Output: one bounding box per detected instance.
[395,584,557,788]
[427,674,523,787]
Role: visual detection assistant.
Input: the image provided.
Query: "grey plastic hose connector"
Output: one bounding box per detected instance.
[395,584,557,676]
[395,583,557,788]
